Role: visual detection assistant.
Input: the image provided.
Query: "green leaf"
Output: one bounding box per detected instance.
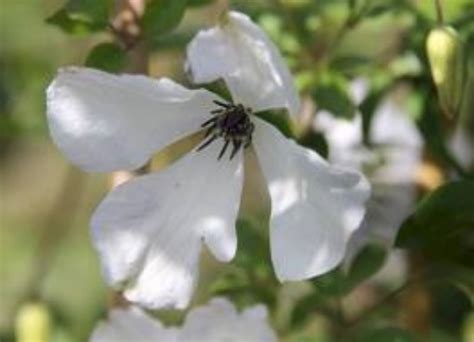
[396,181,474,267]
[312,268,352,297]
[85,43,128,72]
[255,110,294,138]
[46,0,110,35]
[313,85,355,118]
[46,9,99,35]
[65,0,110,28]
[142,0,188,38]
[297,130,328,159]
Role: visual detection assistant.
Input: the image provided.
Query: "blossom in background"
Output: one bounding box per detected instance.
[91,298,277,342]
[314,82,422,262]
[46,11,370,309]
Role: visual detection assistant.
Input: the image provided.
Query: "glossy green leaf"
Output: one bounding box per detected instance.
[142,0,188,38]
[396,181,474,267]
[85,43,128,72]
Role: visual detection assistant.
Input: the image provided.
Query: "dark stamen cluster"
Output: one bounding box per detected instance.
[197,100,254,160]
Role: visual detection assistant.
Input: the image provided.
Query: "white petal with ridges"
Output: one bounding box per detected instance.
[187,11,300,117]
[91,143,244,309]
[252,118,370,281]
[47,67,220,172]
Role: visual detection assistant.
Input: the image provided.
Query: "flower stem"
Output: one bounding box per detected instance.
[434,0,444,26]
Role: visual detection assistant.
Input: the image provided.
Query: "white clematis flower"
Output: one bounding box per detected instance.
[315,87,422,262]
[46,11,370,309]
[91,298,277,342]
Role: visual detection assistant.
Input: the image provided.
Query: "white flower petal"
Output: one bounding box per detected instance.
[90,143,244,309]
[187,11,300,116]
[90,299,276,342]
[252,118,370,281]
[315,95,422,267]
[47,67,220,172]
[180,298,277,342]
[90,307,178,342]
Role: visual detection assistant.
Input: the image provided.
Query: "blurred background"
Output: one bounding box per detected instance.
[1,0,473,341]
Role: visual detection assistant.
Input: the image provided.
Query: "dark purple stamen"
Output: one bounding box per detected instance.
[197,101,254,160]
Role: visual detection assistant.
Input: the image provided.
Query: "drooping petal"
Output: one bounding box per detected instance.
[47,67,220,172]
[186,11,300,117]
[90,143,244,309]
[252,118,370,281]
[90,307,178,342]
[180,298,277,342]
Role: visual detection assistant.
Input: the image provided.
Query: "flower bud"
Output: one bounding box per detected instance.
[426,26,465,118]
[15,302,51,342]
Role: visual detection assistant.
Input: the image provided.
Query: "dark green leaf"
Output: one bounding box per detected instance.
[255,110,294,138]
[396,181,474,267]
[297,130,328,159]
[85,43,128,72]
[46,0,110,34]
[312,84,355,119]
[312,268,352,297]
[142,0,188,38]
[46,9,100,35]
[66,0,110,28]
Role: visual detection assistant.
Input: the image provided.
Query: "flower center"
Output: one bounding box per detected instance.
[197,100,255,160]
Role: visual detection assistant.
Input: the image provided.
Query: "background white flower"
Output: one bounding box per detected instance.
[46,11,370,310]
[314,82,422,262]
[90,298,277,342]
